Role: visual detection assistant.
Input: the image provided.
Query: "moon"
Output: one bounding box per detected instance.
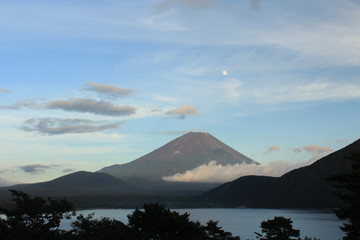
[222,70,227,76]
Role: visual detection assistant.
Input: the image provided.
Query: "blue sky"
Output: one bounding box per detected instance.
[0,0,360,184]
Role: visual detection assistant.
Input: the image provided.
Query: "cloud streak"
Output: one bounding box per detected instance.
[0,177,17,187]
[155,0,217,12]
[0,88,10,93]
[163,159,314,183]
[21,118,124,135]
[0,100,39,109]
[165,105,199,119]
[219,79,360,106]
[250,0,262,10]
[83,82,135,99]
[62,168,75,173]
[292,144,332,154]
[46,98,136,116]
[265,145,280,154]
[152,129,207,135]
[18,164,58,174]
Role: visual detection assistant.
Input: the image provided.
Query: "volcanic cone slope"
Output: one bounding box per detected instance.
[99,132,258,181]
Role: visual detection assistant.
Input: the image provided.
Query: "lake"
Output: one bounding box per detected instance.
[60,208,345,240]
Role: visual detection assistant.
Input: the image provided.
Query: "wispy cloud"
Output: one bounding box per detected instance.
[0,169,14,174]
[250,0,262,10]
[155,0,218,12]
[21,118,124,135]
[0,100,39,109]
[1,1,359,67]
[0,88,10,93]
[336,139,347,144]
[152,129,207,135]
[163,159,314,183]
[265,145,280,154]
[18,164,58,174]
[149,94,179,104]
[83,82,135,99]
[46,98,136,116]
[254,80,360,105]
[292,144,332,154]
[0,177,17,187]
[62,168,75,173]
[205,78,360,106]
[165,105,199,119]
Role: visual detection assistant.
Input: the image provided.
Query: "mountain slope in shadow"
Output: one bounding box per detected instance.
[200,139,359,208]
[0,171,135,198]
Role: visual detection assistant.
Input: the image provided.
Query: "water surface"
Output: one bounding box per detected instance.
[61,208,344,240]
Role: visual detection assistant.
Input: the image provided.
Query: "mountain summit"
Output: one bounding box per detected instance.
[99,132,258,181]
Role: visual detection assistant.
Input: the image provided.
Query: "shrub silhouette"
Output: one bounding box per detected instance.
[68,213,130,240]
[255,216,300,240]
[128,203,204,240]
[0,191,240,240]
[329,151,360,240]
[0,190,74,240]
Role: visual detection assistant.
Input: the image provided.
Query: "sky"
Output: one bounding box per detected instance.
[0,0,360,185]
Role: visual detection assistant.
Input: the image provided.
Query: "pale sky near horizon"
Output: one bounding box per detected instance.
[0,0,360,185]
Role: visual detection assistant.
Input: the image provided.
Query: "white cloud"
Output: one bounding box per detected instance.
[163,159,314,183]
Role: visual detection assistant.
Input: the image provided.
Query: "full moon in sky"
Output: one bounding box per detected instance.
[222,70,227,76]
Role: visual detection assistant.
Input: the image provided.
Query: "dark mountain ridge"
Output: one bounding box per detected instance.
[0,171,134,198]
[200,139,359,208]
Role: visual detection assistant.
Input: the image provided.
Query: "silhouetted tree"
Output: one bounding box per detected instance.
[329,152,360,240]
[204,220,240,240]
[68,213,130,240]
[127,203,205,240]
[0,189,74,240]
[255,216,300,240]
[0,192,241,240]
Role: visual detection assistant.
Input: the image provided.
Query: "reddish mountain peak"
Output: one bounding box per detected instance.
[99,132,258,180]
[166,132,223,152]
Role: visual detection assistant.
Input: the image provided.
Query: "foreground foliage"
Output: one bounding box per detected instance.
[255,216,300,240]
[0,190,74,240]
[329,151,360,240]
[0,190,240,240]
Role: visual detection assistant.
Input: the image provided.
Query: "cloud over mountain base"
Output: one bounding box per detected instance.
[163,159,315,183]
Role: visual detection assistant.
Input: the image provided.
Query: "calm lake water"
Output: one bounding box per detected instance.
[60,208,345,240]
